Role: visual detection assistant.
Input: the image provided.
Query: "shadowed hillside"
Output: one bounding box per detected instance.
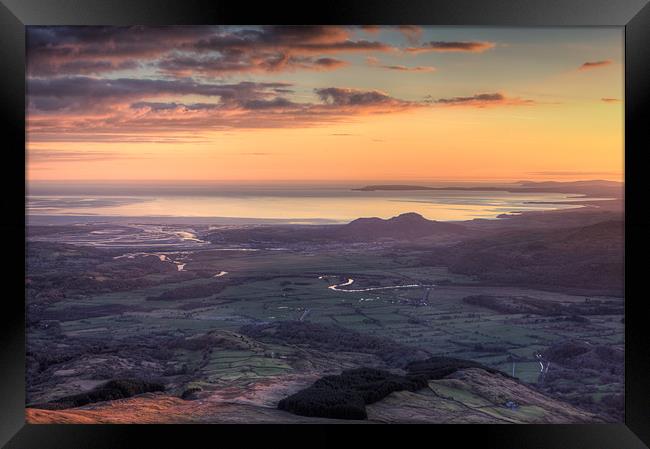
[28,379,164,410]
[343,213,468,240]
[240,320,429,368]
[206,213,469,244]
[422,220,624,295]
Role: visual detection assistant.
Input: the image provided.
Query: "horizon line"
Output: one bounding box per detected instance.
[27,177,625,184]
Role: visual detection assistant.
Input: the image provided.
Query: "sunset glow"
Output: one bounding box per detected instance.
[26,26,624,182]
[25,26,626,425]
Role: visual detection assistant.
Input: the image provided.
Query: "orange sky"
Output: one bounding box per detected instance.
[26,26,624,183]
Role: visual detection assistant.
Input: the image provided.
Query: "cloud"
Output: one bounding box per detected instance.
[315,87,404,107]
[406,41,496,53]
[579,60,613,71]
[157,54,348,76]
[381,64,436,73]
[130,101,223,112]
[130,97,303,114]
[28,148,150,162]
[163,26,388,76]
[27,26,501,79]
[27,76,291,112]
[191,26,390,54]
[27,82,538,142]
[426,92,535,107]
[241,97,303,110]
[27,84,423,140]
[27,26,387,77]
[27,26,216,76]
[313,57,348,68]
[156,55,262,75]
[27,134,212,144]
[601,97,621,103]
[365,56,435,72]
[34,59,140,75]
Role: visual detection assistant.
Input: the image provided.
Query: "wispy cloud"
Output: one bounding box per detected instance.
[579,60,612,71]
[27,76,292,112]
[406,41,495,53]
[28,149,151,162]
[601,97,621,103]
[425,92,535,107]
[366,57,435,72]
[314,87,415,111]
[380,64,436,72]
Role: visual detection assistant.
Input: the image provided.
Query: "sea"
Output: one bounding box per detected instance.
[26,181,607,226]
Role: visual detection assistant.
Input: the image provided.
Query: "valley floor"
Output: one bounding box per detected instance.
[25,208,624,423]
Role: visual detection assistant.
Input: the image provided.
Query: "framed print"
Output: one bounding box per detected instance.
[1,0,649,447]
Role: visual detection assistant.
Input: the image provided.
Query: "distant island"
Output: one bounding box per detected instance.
[353,180,623,199]
[354,185,441,191]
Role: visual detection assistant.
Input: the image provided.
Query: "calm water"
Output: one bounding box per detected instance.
[26,182,604,224]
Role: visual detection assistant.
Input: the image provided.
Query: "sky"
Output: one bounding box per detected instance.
[26,26,624,183]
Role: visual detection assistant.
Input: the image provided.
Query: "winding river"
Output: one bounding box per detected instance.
[325,277,434,292]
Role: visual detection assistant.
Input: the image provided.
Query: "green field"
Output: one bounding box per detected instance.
[27,242,624,418]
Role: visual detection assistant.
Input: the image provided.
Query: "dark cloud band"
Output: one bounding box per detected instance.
[407,41,495,53]
[579,60,613,71]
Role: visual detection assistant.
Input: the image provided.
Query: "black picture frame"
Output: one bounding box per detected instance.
[2,1,648,447]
